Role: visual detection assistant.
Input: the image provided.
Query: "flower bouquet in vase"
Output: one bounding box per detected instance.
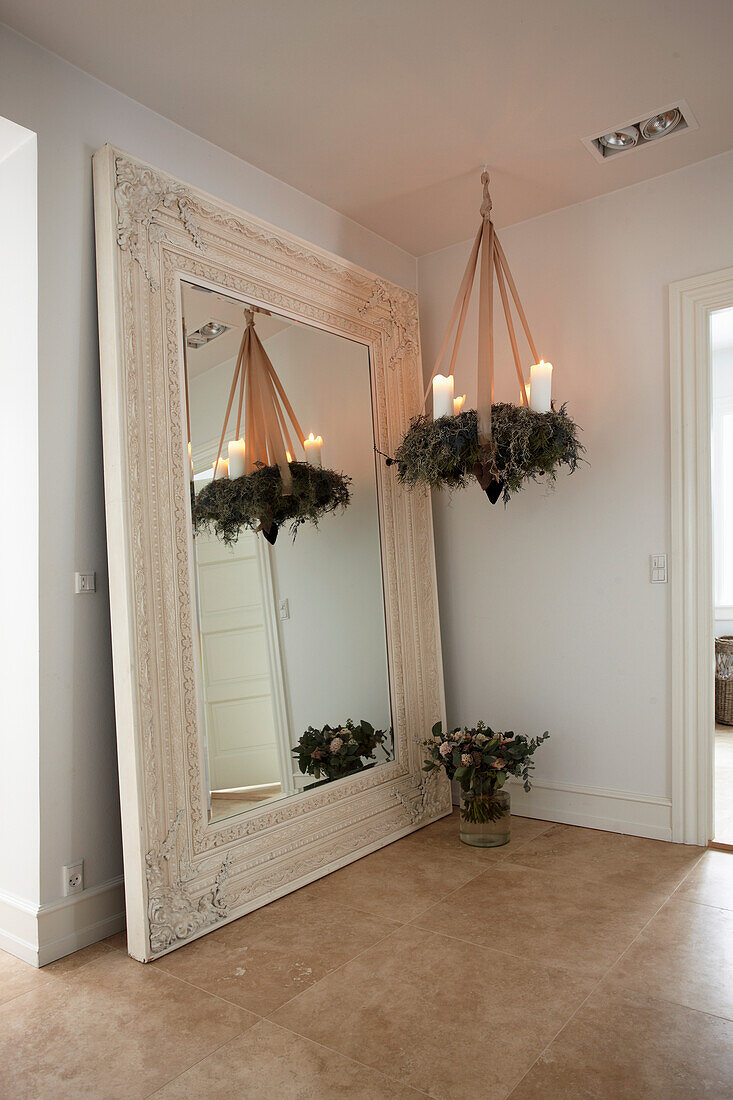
[422,722,549,847]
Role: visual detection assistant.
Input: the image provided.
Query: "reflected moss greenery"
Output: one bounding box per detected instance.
[192,461,351,543]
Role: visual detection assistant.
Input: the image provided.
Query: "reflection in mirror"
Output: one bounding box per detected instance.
[181,282,394,822]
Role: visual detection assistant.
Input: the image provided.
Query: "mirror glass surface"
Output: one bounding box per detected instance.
[182,282,394,822]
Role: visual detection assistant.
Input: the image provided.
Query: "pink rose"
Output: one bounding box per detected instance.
[491,758,506,769]
[439,742,452,759]
[329,737,343,753]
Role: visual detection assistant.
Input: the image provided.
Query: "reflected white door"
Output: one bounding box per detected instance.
[195,528,283,790]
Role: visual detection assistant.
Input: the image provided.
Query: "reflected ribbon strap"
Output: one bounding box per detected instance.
[212,311,306,497]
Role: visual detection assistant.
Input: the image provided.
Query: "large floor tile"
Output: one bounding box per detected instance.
[412,861,664,978]
[0,942,110,1007]
[299,838,487,922]
[505,823,704,893]
[0,949,52,1007]
[399,809,554,863]
[151,889,401,1016]
[272,924,592,1100]
[153,1018,423,1098]
[604,897,733,1020]
[0,949,256,1099]
[675,849,733,910]
[509,985,733,1099]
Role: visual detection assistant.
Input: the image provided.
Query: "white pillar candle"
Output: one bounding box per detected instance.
[304,433,323,467]
[529,360,552,413]
[227,438,246,479]
[432,373,455,419]
[453,393,466,415]
[213,457,229,479]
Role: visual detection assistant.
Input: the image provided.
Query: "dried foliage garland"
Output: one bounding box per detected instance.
[192,461,351,544]
[394,404,584,503]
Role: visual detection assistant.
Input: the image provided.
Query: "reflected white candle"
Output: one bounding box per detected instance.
[227,438,246,479]
[453,393,466,415]
[304,433,323,467]
[213,457,229,479]
[432,373,454,419]
[522,381,530,406]
[187,442,194,481]
[529,361,552,413]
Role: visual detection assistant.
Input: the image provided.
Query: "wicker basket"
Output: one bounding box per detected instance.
[715,636,733,726]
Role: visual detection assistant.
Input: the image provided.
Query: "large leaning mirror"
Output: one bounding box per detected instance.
[93,145,450,962]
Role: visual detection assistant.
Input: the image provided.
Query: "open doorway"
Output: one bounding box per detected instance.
[712,306,733,845]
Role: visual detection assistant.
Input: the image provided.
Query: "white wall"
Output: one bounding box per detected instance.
[418,149,733,828]
[0,22,415,920]
[0,119,39,913]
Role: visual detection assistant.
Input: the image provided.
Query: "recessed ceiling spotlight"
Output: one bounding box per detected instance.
[640,108,681,141]
[584,100,697,162]
[598,126,638,150]
[187,335,207,348]
[199,321,226,338]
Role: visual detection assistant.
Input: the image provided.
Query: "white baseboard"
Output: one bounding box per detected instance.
[0,876,125,968]
[452,778,673,842]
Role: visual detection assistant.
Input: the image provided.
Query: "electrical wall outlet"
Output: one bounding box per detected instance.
[650,554,668,584]
[279,598,290,621]
[63,860,84,896]
[75,572,96,594]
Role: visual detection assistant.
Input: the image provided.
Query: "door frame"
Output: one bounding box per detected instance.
[669,264,733,845]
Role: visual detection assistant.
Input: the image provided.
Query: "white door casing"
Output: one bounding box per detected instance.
[669,265,733,845]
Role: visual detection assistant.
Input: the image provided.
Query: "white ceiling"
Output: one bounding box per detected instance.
[3,0,733,255]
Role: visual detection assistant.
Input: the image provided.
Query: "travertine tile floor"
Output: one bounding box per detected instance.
[1,813,732,1098]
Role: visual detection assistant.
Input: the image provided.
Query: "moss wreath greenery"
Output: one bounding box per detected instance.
[192,461,351,545]
[393,403,584,504]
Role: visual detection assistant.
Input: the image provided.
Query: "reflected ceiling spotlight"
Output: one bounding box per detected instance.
[186,334,207,348]
[199,320,226,338]
[640,108,681,141]
[598,126,638,150]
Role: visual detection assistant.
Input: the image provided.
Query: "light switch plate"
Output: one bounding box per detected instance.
[650,554,668,584]
[75,572,96,594]
[278,598,290,621]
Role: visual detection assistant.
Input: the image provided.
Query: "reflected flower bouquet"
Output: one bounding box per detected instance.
[422,721,549,823]
[293,719,389,782]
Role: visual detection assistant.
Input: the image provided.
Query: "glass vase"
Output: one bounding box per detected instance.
[459,788,511,847]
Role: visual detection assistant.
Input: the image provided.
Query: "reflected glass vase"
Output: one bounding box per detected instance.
[459,788,510,847]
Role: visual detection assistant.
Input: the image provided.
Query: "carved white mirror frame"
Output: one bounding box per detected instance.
[92,145,451,962]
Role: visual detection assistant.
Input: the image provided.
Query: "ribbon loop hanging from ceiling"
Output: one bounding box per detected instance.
[421,169,540,446]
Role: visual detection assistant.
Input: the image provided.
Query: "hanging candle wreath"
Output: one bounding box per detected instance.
[191,308,351,544]
[395,171,584,504]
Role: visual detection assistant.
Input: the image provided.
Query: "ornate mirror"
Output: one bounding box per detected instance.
[93,146,450,961]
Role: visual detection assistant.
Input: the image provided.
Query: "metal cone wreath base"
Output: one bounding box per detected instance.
[190,309,351,543]
[395,171,584,504]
